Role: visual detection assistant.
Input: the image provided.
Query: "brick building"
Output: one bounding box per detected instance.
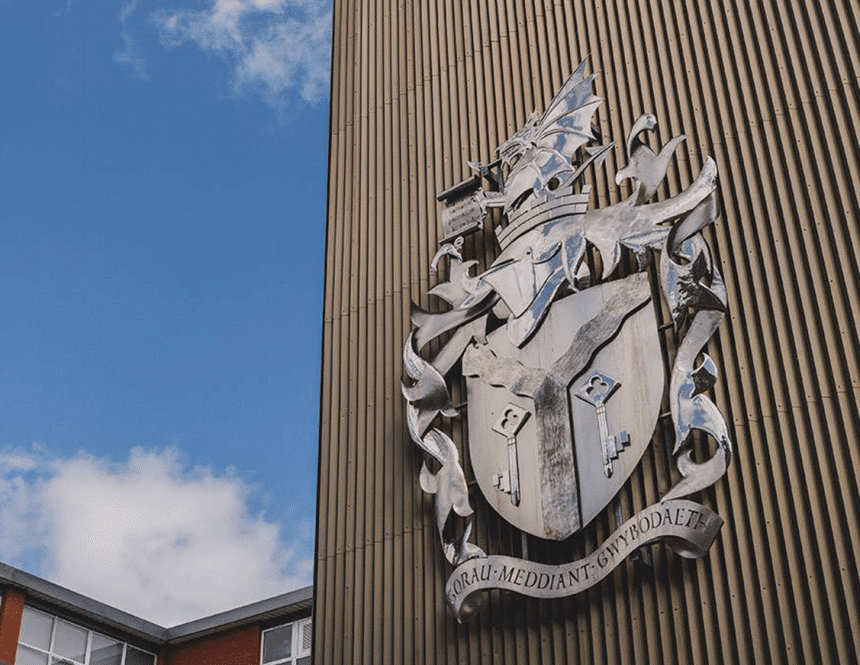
[0,564,311,665]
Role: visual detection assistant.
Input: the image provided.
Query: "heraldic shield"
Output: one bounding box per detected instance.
[463,272,663,540]
[402,59,732,617]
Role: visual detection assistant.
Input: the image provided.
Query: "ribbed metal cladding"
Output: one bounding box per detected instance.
[313,0,860,663]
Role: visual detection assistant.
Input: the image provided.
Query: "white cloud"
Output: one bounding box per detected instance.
[114,0,149,80]
[154,0,331,106]
[0,446,313,626]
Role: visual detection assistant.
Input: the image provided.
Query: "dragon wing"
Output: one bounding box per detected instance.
[503,60,605,210]
[532,60,603,181]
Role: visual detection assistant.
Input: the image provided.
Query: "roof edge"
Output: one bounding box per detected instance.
[165,586,313,642]
[0,563,167,642]
[0,563,312,646]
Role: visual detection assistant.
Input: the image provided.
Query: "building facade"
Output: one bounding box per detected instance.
[0,564,312,665]
[314,1,860,663]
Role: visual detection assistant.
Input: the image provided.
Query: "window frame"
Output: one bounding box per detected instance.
[16,606,155,665]
[259,618,311,665]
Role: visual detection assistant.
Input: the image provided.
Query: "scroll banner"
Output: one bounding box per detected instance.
[446,499,722,620]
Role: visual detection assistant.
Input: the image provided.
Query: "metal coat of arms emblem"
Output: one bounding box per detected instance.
[402,60,732,619]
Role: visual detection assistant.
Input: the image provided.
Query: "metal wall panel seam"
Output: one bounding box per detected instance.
[356,4,383,661]
[380,2,412,663]
[427,0,446,227]
[463,0,485,274]
[471,0,492,172]
[521,10,542,662]
[523,9,559,654]
[413,6,444,652]
[647,0,690,202]
[657,0,696,186]
[415,5,443,663]
[762,5,855,398]
[449,29,480,647]
[598,0,636,202]
[599,0,631,202]
[451,0,470,190]
[620,14,675,655]
[519,0,542,137]
[405,0,422,298]
[639,0,682,201]
[378,21,394,656]
[612,0,646,150]
[658,29,722,664]
[579,1,612,209]
[442,0,460,192]
[315,0,348,659]
[797,16,860,328]
[340,3,370,659]
[623,0,659,147]
[366,291,382,665]
[493,0,517,141]
[587,6,672,660]
[369,288,383,665]
[524,0,550,107]
[617,395,656,661]
[619,0,650,128]
[348,0,367,655]
[463,7,504,659]
[711,51,823,662]
[417,0,434,302]
[447,5,474,662]
[439,0,485,650]
[435,0,452,222]
[539,0,562,98]
[433,5,455,663]
[329,0,358,659]
[680,7,775,660]
[644,289,677,665]
[716,136,794,664]
[389,5,410,665]
[813,397,860,659]
[510,0,534,136]
[744,5,860,658]
[476,0,502,268]
[673,5,749,657]
[799,398,859,659]
[372,2,396,652]
[462,0,481,175]
[318,0,344,570]
[620,47,673,665]
[403,5,420,658]
[398,5,429,664]
[349,5,372,659]
[744,0,860,640]
[326,0,351,564]
[776,0,860,401]
[323,327,345,664]
[538,0,562,101]
[557,1,577,83]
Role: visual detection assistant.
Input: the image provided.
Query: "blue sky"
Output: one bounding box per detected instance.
[0,0,330,625]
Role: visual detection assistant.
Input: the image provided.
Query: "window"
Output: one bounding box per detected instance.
[260,618,311,665]
[16,606,156,665]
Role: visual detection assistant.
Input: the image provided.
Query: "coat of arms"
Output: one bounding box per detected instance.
[402,60,732,619]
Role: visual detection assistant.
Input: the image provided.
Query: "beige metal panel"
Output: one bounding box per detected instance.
[315,0,860,663]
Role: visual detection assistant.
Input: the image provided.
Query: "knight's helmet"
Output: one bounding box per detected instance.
[486,62,610,251]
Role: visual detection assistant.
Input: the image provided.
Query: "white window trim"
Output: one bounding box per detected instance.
[260,618,312,665]
[17,606,157,665]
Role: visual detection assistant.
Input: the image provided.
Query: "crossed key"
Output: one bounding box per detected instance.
[491,403,529,506]
[575,371,630,478]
